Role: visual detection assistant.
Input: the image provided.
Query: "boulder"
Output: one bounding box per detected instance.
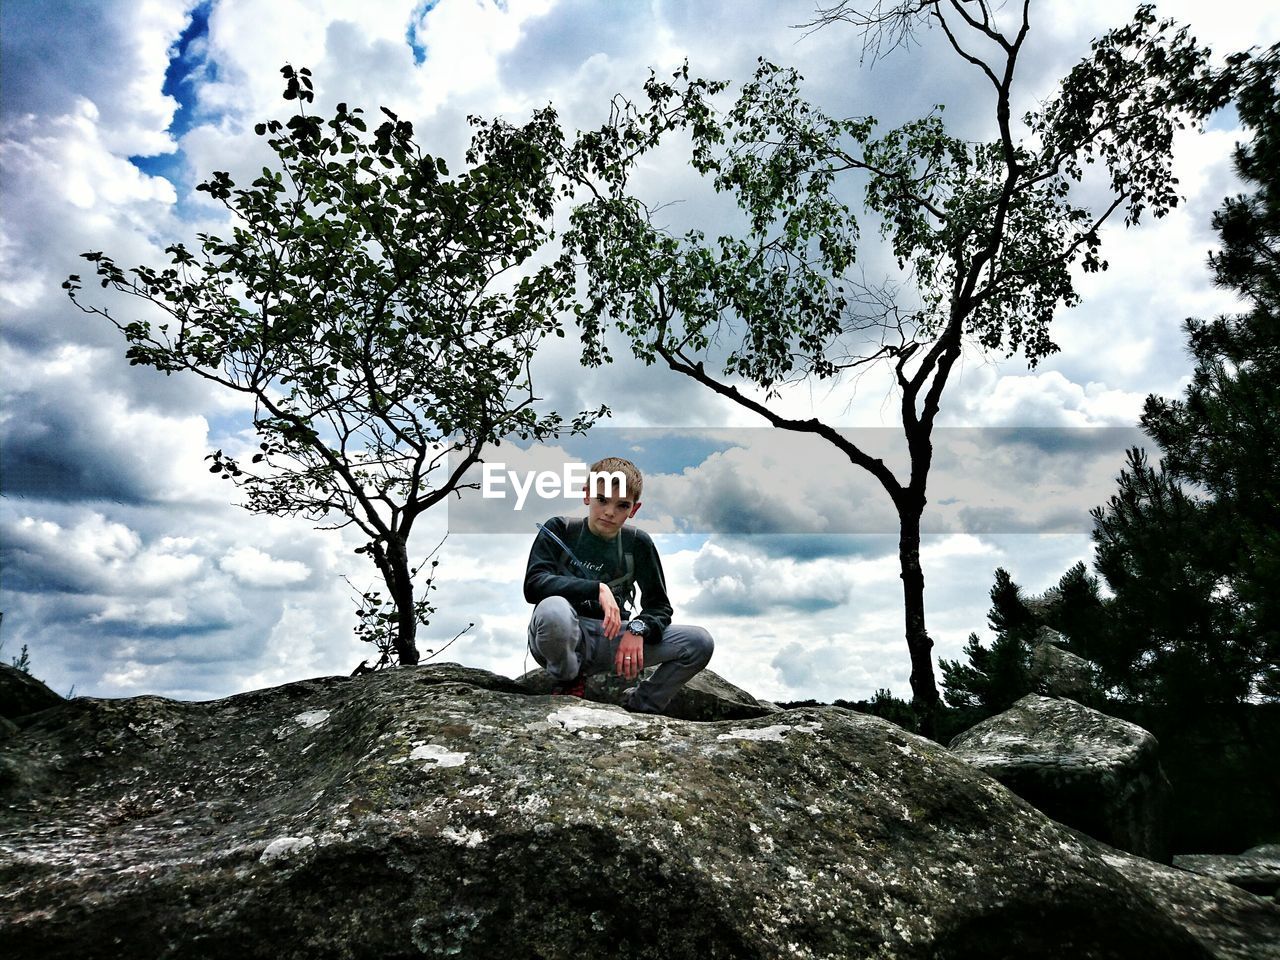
[3,664,1277,959]
[949,693,1173,862]
[515,664,780,722]
[1175,846,1280,899]
[1104,846,1280,959]
[0,662,64,721]
[1029,628,1099,699]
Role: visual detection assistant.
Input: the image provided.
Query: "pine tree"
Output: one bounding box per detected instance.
[1089,51,1280,706]
[1040,562,1109,660]
[1090,448,1240,704]
[941,569,1034,714]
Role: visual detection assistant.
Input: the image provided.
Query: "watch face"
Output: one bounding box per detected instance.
[629,619,646,635]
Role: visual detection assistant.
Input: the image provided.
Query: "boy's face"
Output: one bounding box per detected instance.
[583,484,641,540]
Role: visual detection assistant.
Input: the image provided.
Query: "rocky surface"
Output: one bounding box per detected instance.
[949,693,1173,862]
[3,665,1278,959]
[1175,846,1280,899]
[1104,847,1280,959]
[1028,630,1099,700]
[515,664,780,721]
[0,663,64,721]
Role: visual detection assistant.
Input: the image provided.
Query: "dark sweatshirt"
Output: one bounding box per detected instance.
[524,515,674,643]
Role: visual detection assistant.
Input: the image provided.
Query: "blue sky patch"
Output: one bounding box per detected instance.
[406,1,440,66]
[128,0,216,190]
[162,0,216,139]
[127,151,189,184]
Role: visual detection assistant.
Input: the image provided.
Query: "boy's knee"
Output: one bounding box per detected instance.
[531,595,574,629]
[685,627,714,666]
[529,597,580,665]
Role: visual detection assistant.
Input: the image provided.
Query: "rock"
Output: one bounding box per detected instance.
[398,661,530,696]
[1175,848,1280,899]
[515,664,781,721]
[3,664,1277,959]
[1029,628,1099,699]
[949,693,1173,862]
[0,663,64,721]
[1036,624,1068,643]
[1105,846,1280,959]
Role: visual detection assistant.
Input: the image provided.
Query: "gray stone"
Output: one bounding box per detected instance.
[949,693,1173,861]
[0,662,64,721]
[1029,630,1099,699]
[515,664,781,721]
[1036,625,1068,643]
[2,665,1277,959]
[398,660,531,695]
[1106,846,1280,959]
[1175,849,1280,899]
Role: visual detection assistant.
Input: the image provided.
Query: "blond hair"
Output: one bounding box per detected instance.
[587,456,643,502]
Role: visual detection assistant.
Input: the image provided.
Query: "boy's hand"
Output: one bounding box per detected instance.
[598,582,621,639]
[615,632,644,680]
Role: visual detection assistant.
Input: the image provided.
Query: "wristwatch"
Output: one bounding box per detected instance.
[627,618,648,638]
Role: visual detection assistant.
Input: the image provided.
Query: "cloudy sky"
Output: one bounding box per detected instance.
[2,0,1276,706]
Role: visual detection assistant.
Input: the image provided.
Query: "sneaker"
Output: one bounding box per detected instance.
[550,673,586,698]
[622,685,661,714]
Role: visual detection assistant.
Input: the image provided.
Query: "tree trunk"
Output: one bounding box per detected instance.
[386,536,420,667]
[898,504,940,734]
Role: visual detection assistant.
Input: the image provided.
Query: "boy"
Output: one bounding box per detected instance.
[524,456,714,714]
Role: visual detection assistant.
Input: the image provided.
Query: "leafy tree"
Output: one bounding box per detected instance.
[1089,49,1280,706]
[66,66,601,666]
[563,2,1239,725]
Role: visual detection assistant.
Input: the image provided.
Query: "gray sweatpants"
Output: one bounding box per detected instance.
[527,595,714,713]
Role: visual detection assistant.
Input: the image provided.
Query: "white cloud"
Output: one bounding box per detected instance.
[921,535,998,562]
[1,343,226,506]
[689,540,875,615]
[91,598,189,628]
[219,546,312,586]
[100,660,158,692]
[947,369,1150,428]
[6,512,203,593]
[236,601,325,691]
